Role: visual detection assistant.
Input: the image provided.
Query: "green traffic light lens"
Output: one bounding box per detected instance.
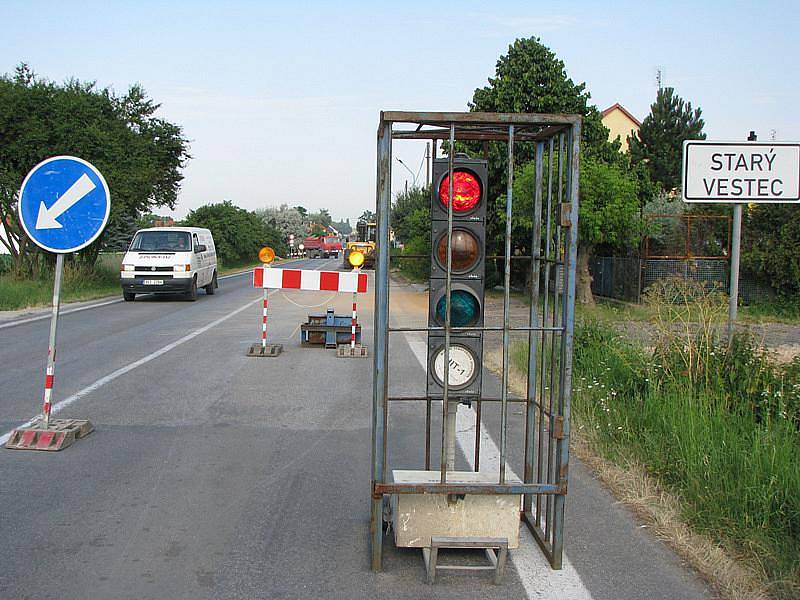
[436,289,480,327]
[436,229,480,273]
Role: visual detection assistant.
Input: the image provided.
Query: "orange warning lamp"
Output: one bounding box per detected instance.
[258,246,276,264]
[348,250,365,268]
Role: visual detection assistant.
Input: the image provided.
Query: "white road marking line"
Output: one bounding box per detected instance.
[404,333,594,600]
[0,297,265,446]
[0,298,124,330]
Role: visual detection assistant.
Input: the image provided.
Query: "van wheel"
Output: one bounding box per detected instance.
[205,271,217,295]
[123,291,135,302]
[187,277,197,301]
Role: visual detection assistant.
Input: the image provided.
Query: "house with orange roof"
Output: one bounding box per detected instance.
[601,103,641,153]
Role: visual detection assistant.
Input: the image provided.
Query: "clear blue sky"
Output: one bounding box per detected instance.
[2,0,798,224]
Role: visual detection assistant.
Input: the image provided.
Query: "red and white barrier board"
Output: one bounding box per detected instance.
[253,267,368,293]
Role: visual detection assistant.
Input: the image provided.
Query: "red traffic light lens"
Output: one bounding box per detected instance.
[436,229,480,273]
[439,170,481,213]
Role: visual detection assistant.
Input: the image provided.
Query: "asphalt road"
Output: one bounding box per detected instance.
[0,257,712,599]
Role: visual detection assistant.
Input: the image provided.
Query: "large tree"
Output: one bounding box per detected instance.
[184,200,285,265]
[0,64,189,274]
[514,156,641,305]
[629,87,705,193]
[468,37,622,258]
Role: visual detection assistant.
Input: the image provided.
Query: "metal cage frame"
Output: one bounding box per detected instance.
[371,111,581,571]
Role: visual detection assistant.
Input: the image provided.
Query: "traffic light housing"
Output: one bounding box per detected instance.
[427,157,488,398]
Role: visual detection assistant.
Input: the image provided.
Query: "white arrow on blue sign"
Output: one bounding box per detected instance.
[18,156,111,254]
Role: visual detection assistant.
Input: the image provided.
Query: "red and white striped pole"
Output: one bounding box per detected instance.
[351,291,357,350]
[350,264,360,350]
[261,287,269,349]
[42,253,65,428]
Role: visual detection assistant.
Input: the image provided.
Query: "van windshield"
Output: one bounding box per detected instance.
[130,231,191,252]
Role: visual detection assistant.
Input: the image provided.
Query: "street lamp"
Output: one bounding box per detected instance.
[396,158,418,189]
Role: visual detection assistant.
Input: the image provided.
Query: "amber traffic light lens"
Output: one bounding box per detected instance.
[436,229,480,273]
[438,170,481,213]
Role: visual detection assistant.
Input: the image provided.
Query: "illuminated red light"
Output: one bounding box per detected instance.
[439,170,481,213]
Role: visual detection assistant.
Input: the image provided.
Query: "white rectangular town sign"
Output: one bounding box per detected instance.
[682,141,800,203]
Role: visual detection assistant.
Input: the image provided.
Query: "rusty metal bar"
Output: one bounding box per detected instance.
[499,124,514,485]
[474,398,482,472]
[370,117,393,571]
[551,120,581,568]
[387,396,527,403]
[524,140,545,516]
[381,110,580,126]
[375,482,563,496]
[425,397,432,470]
[388,325,565,333]
[545,131,567,544]
[440,123,456,484]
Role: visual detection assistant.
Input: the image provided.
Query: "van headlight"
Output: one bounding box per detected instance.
[123,264,135,271]
[174,264,190,272]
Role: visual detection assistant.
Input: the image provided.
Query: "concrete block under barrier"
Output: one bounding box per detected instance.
[391,470,521,549]
[336,344,369,358]
[4,419,94,452]
[247,343,283,357]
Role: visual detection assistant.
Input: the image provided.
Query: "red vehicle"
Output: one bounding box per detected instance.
[303,236,342,259]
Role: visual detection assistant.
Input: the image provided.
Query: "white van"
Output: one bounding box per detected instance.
[120,227,218,301]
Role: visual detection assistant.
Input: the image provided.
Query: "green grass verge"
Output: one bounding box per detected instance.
[0,258,121,310]
[512,323,800,596]
[0,254,266,311]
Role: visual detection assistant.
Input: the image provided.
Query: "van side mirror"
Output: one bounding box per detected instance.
[195,244,207,253]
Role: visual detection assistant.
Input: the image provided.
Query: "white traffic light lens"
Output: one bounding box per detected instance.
[432,344,478,389]
[439,170,481,213]
[436,289,480,327]
[436,229,480,273]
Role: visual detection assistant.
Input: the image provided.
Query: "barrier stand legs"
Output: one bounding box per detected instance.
[248,263,283,357]
[337,267,368,358]
[5,254,94,451]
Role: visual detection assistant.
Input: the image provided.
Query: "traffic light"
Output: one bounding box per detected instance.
[427,156,488,398]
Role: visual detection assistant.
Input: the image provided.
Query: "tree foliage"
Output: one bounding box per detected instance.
[256,204,307,241]
[183,200,285,265]
[0,64,189,273]
[513,155,640,304]
[391,185,430,280]
[629,87,706,192]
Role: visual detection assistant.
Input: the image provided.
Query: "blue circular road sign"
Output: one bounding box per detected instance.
[18,156,111,254]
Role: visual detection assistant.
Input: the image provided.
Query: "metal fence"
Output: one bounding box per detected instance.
[372,111,581,572]
[589,256,775,305]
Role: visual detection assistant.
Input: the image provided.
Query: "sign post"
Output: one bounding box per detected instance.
[247,246,283,357]
[682,136,800,340]
[6,156,110,451]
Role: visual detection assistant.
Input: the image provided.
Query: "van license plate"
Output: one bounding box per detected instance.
[143,279,163,285]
